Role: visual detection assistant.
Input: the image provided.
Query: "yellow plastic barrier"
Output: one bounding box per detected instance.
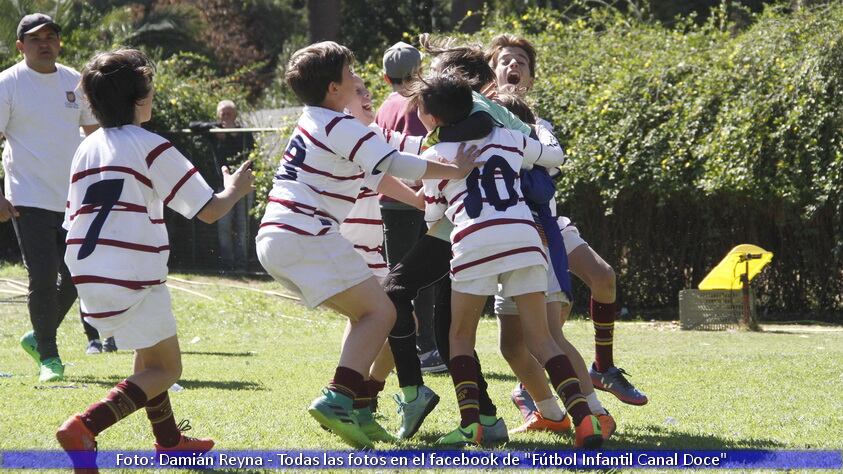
[698,244,773,290]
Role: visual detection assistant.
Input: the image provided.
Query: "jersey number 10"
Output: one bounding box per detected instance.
[463,155,519,219]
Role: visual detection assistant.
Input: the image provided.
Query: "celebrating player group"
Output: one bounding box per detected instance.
[7,19,651,471]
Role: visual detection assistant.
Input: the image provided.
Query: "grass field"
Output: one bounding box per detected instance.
[1,263,841,472]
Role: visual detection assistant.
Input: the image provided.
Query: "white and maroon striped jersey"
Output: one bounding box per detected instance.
[259,106,398,238]
[64,125,214,320]
[341,124,422,278]
[422,126,549,281]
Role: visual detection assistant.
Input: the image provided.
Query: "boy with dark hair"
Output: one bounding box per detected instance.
[382,36,545,442]
[411,71,602,448]
[491,88,615,440]
[56,48,255,472]
[375,41,445,374]
[256,41,479,448]
[487,33,648,412]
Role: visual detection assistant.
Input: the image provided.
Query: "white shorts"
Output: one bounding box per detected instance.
[494,254,570,315]
[452,265,547,297]
[83,285,177,350]
[558,216,587,254]
[256,231,372,308]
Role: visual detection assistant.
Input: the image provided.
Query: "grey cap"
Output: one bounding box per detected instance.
[17,13,61,40]
[383,41,421,80]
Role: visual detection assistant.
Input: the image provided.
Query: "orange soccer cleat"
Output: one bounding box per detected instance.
[56,414,99,474]
[573,415,603,449]
[509,412,571,435]
[155,420,215,454]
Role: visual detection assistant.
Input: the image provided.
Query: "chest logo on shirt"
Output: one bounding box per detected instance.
[65,91,79,109]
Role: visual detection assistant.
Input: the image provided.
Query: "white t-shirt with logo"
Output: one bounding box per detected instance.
[0,61,98,212]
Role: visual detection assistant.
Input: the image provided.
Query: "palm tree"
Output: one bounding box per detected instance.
[0,0,74,60]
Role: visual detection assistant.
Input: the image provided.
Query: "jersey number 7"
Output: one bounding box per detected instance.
[77,179,124,260]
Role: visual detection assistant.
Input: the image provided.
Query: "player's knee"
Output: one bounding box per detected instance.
[524,337,556,365]
[363,297,396,327]
[388,306,416,339]
[499,338,527,363]
[593,264,616,293]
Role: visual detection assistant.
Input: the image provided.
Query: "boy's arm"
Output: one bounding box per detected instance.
[472,91,531,135]
[521,131,566,169]
[422,178,446,224]
[377,143,480,181]
[147,143,254,223]
[377,175,424,210]
[196,161,256,224]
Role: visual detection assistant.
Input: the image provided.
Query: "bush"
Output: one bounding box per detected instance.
[471,5,843,320]
[353,5,843,320]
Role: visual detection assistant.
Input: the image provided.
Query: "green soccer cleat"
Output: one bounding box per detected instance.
[39,357,64,382]
[355,407,397,443]
[393,385,440,439]
[436,422,483,447]
[480,415,509,445]
[20,330,40,369]
[308,389,373,449]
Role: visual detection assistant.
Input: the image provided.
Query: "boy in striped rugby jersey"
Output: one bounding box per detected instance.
[338,75,426,442]
[412,70,602,449]
[487,34,647,419]
[491,89,615,440]
[56,49,255,473]
[256,41,480,449]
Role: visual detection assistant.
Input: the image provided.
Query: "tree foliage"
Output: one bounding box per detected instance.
[455,4,843,318]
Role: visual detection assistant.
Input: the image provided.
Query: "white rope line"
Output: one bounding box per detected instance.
[1,278,28,290]
[166,283,217,302]
[168,276,299,301]
[0,288,26,295]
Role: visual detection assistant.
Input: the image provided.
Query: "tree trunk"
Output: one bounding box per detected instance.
[450,0,482,33]
[308,0,341,42]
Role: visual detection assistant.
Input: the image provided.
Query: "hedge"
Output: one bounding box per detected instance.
[354,4,843,320]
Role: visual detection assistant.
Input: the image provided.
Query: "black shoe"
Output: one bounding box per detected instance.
[103,337,117,352]
[419,349,448,374]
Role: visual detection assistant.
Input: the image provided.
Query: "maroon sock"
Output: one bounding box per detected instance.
[327,366,363,401]
[352,381,372,409]
[591,298,616,372]
[145,391,181,447]
[366,379,386,410]
[449,355,480,427]
[544,354,591,425]
[81,379,147,435]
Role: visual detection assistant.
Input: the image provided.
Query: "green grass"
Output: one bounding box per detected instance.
[0,264,841,472]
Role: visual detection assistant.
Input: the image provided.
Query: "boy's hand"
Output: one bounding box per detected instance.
[0,195,18,222]
[222,160,256,198]
[452,143,483,178]
[480,82,498,100]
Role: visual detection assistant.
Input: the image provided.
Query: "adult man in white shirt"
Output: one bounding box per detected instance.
[0,13,100,382]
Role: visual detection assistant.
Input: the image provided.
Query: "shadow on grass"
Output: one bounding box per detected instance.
[182,350,256,357]
[409,424,789,451]
[64,376,266,391]
[480,370,518,383]
[599,424,787,450]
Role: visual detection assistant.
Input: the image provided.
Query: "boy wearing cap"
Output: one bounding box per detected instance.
[0,13,100,382]
[375,41,447,375]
